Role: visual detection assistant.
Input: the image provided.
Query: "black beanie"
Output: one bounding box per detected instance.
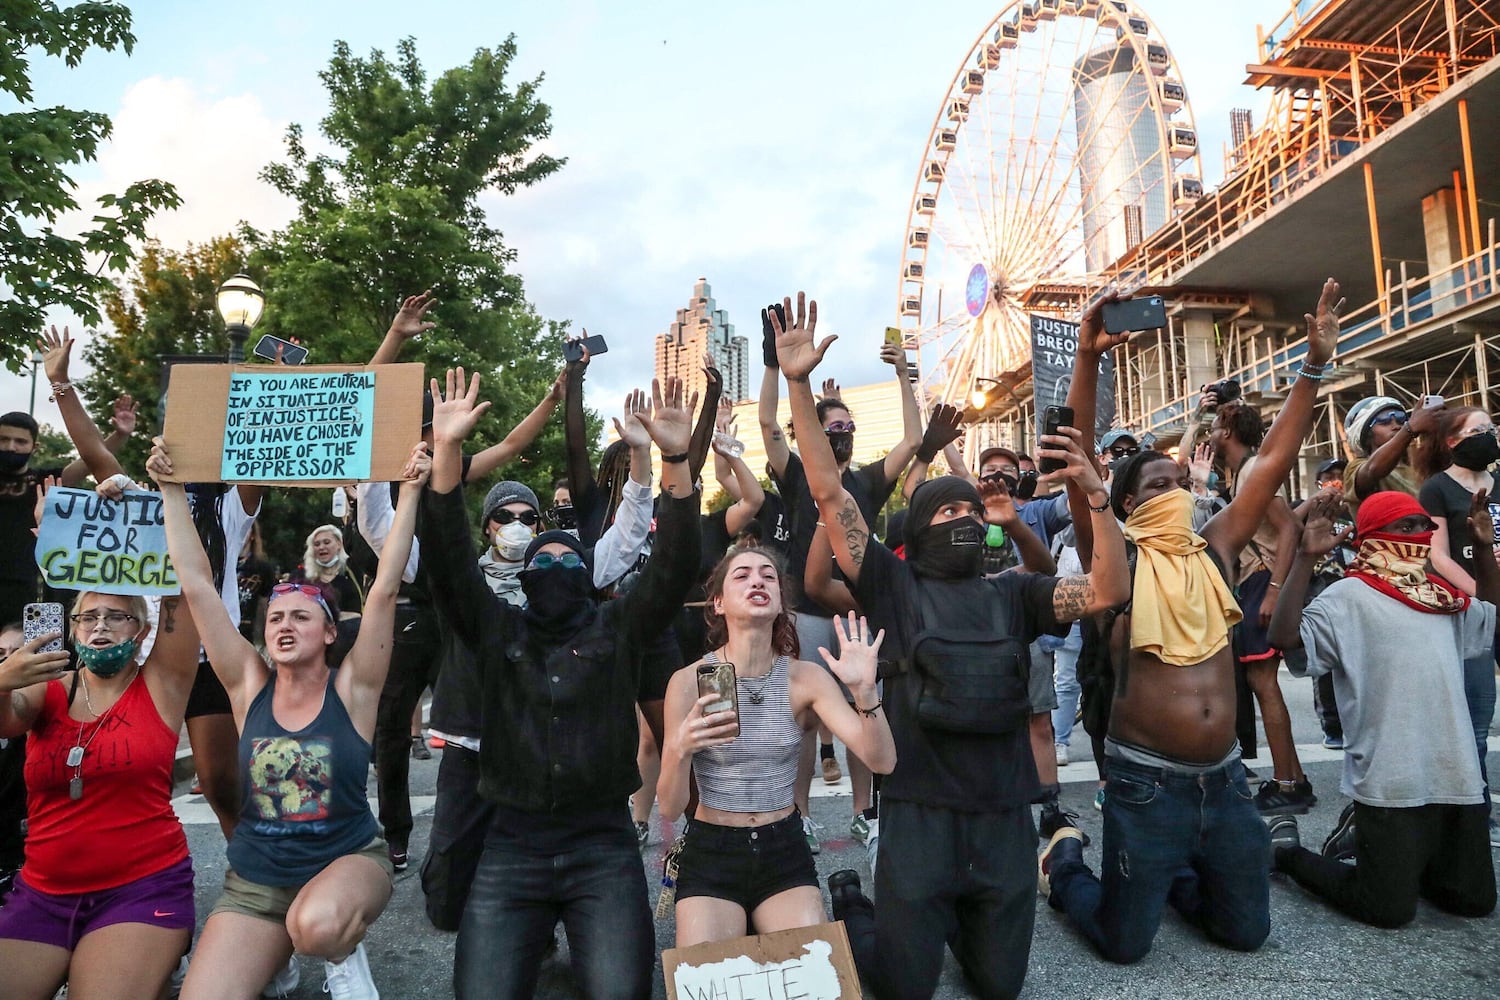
[523,529,589,567]
[904,476,984,554]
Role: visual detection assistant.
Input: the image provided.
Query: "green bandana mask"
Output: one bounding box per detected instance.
[76,639,138,677]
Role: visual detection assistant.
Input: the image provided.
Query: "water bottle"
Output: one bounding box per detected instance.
[713,431,745,458]
[331,489,348,519]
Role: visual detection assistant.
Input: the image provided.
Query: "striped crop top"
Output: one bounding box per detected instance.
[692,653,804,813]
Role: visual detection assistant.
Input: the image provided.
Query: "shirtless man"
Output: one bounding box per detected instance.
[1037,279,1343,963]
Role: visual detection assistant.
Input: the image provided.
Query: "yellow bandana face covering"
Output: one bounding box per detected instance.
[1122,489,1243,666]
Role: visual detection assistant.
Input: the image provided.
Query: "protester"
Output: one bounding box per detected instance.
[421,369,701,1000]
[236,524,278,643]
[770,292,1129,999]
[659,550,895,945]
[0,622,23,900]
[1268,490,1497,926]
[0,586,201,1000]
[1343,396,1442,513]
[158,436,427,1000]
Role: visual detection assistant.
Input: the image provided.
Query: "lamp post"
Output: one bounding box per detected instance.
[28,349,43,415]
[216,273,265,363]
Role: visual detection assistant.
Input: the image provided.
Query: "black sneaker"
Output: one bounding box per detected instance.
[411,736,432,761]
[1038,803,1091,847]
[1254,777,1316,816]
[1267,815,1300,872]
[827,869,864,916]
[1321,801,1357,864]
[388,843,409,873]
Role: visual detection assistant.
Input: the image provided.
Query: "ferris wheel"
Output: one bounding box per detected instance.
[896,0,1203,450]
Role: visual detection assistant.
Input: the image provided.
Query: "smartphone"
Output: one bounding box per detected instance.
[1422,394,1445,409]
[1102,295,1167,335]
[884,326,904,347]
[564,334,609,363]
[696,661,739,735]
[252,334,308,366]
[1489,502,1500,544]
[23,602,65,655]
[1038,405,1074,475]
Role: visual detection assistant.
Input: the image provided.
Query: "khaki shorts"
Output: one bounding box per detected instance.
[210,837,393,924]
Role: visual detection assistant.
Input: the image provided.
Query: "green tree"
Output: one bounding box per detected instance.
[30,422,79,470]
[1,2,181,371]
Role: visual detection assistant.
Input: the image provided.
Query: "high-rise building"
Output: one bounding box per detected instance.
[655,278,750,404]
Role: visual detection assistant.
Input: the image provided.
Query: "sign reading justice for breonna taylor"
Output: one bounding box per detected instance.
[1030,314,1116,452]
[34,487,180,596]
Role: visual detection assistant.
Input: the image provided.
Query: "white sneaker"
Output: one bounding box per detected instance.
[1055,743,1070,767]
[802,815,823,855]
[262,955,300,998]
[322,942,378,1000]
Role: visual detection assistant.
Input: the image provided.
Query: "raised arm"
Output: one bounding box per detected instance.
[879,342,925,487]
[718,435,765,537]
[804,523,858,616]
[368,290,437,365]
[467,370,565,481]
[804,613,895,772]
[562,348,594,508]
[1351,400,1439,499]
[149,439,265,722]
[904,404,965,502]
[758,305,792,478]
[591,389,654,590]
[1176,387,1217,477]
[1206,278,1342,558]
[340,444,429,736]
[37,327,126,487]
[689,357,723,486]
[1040,426,1131,621]
[1268,492,1350,650]
[1060,295,1122,570]
[979,478,1055,575]
[1467,489,1500,611]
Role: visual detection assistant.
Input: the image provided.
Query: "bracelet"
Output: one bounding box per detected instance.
[1266,581,1282,590]
[785,374,809,384]
[661,452,689,464]
[1296,367,1325,381]
[855,702,882,718]
[1088,496,1111,512]
[48,381,71,401]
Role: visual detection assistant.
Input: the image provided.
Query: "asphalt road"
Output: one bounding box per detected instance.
[172,668,1500,999]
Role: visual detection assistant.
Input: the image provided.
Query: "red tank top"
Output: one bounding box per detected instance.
[22,671,189,894]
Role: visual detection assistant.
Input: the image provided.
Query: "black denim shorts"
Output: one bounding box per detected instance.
[674,810,818,912]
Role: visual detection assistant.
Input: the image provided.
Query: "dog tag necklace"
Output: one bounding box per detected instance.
[68,666,139,800]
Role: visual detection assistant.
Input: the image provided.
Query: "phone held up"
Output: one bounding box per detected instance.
[1101,295,1167,336]
[24,602,66,656]
[696,661,739,739]
[1038,405,1075,475]
[564,334,609,364]
[251,334,308,366]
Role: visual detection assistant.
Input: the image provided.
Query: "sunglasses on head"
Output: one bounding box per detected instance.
[493,509,540,526]
[1370,410,1408,427]
[270,582,336,621]
[528,552,584,570]
[824,421,856,435]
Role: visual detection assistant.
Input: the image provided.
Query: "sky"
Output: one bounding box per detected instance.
[1,0,1286,442]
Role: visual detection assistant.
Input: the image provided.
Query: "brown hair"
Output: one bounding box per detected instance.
[702,545,799,657]
[1413,405,1488,481]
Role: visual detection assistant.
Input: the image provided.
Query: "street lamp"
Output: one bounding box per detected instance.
[216,273,265,363]
[28,348,43,415]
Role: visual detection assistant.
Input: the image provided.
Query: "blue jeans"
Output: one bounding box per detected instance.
[453,807,653,1000]
[1467,651,1497,818]
[1051,624,1083,747]
[1047,756,1270,964]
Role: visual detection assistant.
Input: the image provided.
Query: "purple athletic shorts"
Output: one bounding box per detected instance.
[0,855,195,950]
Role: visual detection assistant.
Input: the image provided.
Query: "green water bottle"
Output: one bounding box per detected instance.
[985,523,1007,548]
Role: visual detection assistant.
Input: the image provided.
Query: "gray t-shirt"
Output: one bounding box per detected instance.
[1300,577,1492,807]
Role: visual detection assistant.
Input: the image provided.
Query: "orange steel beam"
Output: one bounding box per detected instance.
[1363,161,1385,301]
[1458,99,1482,260]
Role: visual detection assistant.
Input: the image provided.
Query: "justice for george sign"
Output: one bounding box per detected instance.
[160,363,423,487]
[34,487,179,596]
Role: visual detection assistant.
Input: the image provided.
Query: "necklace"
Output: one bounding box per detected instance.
[67,665,139,801]
[736,659,777,705]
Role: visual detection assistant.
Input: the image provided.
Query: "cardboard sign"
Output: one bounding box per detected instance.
[160,363,424,486]
[663,922,860,1000]
[34,487,180,596]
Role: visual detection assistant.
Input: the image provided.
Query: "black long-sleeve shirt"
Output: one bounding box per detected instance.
[421,482,702,812]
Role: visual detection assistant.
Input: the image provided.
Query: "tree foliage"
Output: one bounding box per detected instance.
[31,422,79,470]
[1,1,181,371]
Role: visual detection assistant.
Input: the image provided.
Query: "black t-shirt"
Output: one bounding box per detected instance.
[236,556,278,633]
[0,467,62,583]
[854,542,1062,811]
[776,453,895,613]
[1419,470,1495,581]
[699,493,792,581]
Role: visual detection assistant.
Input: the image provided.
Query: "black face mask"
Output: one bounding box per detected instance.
[519,564,593,624]
[827,432,854,465]
[909,517,985,580]
[1452,432,1500,471]
[0,451,28,473]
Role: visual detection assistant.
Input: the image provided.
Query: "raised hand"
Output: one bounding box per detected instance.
[111,394,139,437]
[702,350,722,388]
[878,341,910,376]
[37,326,74,385]
[715,395,735,433]
[390,290,437,342]
[399,442,432,491]
[145,438,175,485]
[711,419,743,458]
[1468,488,1498,553]
[1037,424,1106,497]
[95,473,137,502]
[565,329,592,371]
[612,389,652,449]
[677,692,739,754]
[635,377,696,456]
[1299,489,1353,557]
[978,474,1020,528]
[760,303,782,369]
[917,403,964,463]
[1304,278,1345,367]
[771,292,835,380]
[429,368,492,444]
[819,377,842,401]
[547,368,567,403]
[0,633,72,692]
[31,474,60,533]
[1188,442,1214,490]
[817,612,885,694]
[1408,398,1445,435]
[1078,292,1124,356]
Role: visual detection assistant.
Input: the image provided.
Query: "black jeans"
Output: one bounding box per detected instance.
[420,744,494,931]
[1314,673,1341,740]
[454,805,653,1000]
[375,602,440,848]
[835,799,1035,1000]
[1280,801,1495,928]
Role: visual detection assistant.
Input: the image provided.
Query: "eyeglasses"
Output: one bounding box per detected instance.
[269,583,336,621]
[1370,411,1408,428]
[1460,423,1497,438]
[824,421,856,435]
[70,612,139,630]
[1109,445,1141,458]
[528,552,584,570]
[493,509,540,526]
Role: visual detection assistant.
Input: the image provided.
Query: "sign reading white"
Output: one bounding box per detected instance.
[670,939,844,1000]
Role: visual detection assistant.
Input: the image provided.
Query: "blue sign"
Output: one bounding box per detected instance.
[35,487,179,596]
[221,371,375,481]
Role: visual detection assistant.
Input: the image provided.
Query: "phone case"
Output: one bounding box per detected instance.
[1102,296,1167,335]
[696,661,739,718]
[1039,407,1074,474]
[24,602,65,654]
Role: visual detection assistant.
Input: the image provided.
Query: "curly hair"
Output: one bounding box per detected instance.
[816,398,852,425]
[702,545,799,657]
[1413,405,1489,481]
[1215,400,1264,448]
